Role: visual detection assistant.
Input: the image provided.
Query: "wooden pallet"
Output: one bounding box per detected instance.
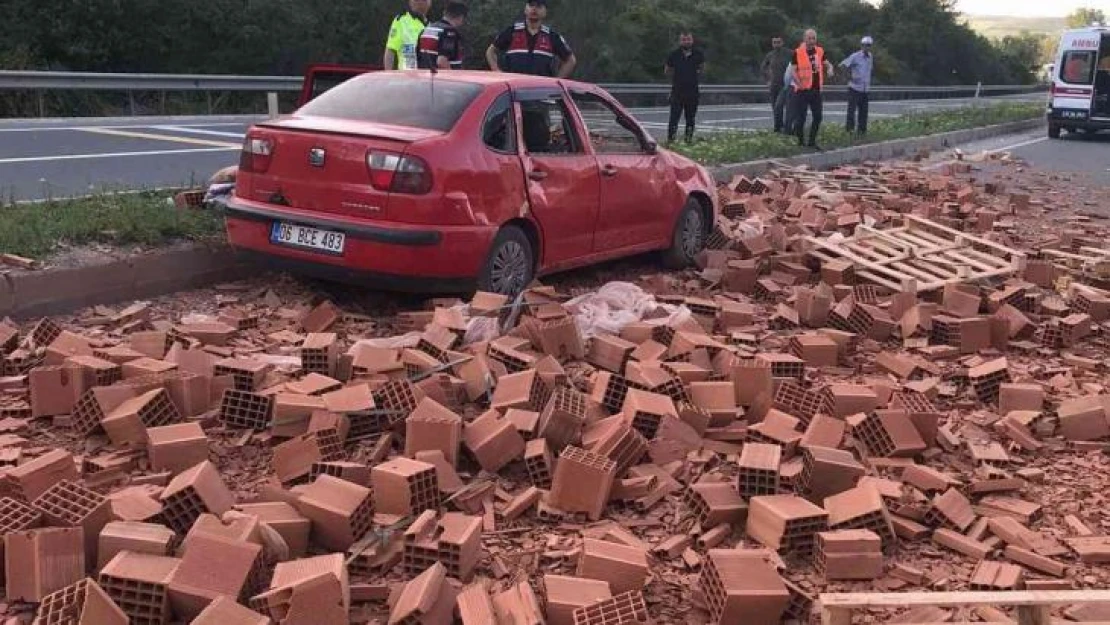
[1043,247,1110,282]
[806,214,1027,292]
[776,167,894,199]
[820,590,1110,625]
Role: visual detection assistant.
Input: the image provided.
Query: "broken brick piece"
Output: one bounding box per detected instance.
[571,590,648,625]
[191,595,270,625]
[970,560,1024,590]
[926,487,977,532]
[815,529,883,580]
[402,510,483,580]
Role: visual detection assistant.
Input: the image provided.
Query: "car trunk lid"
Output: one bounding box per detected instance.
[237,116,443,221]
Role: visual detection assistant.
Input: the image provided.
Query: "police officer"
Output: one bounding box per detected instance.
[419,1,468,70]
[383,0,431,71]
[486,0,577,78]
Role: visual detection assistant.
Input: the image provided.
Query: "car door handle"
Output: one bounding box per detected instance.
[601,165,618,177]
[528,169,549,181]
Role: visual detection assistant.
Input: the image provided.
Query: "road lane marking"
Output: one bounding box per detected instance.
[78,127,241,148]
[151,125,246,139]
[0,121,257,133]
[0,147,238,165]
[985,136,1048,154]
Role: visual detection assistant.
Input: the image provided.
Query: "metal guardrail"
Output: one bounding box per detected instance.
[0,70,1044,97]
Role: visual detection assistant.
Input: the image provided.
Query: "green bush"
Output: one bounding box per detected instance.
[672,101,1044,166]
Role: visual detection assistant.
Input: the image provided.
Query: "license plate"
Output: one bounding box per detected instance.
[1059,109,1089,120]
[270,222,345,254]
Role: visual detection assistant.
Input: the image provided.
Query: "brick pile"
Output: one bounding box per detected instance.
[0,158,1108,623]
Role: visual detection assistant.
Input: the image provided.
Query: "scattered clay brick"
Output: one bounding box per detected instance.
[699,549,788,625]
[576,538,649,595]
[5,526,85,602]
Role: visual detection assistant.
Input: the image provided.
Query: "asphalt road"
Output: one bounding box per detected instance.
[0,93,1042,203]
[927,125,1110,185]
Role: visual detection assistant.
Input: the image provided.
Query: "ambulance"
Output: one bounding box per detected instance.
[1047,25,1110,138]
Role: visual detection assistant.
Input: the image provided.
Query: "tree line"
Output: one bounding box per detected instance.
[2,0,1090,87]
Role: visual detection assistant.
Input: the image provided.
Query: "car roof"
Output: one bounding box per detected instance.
[357,70,601,92]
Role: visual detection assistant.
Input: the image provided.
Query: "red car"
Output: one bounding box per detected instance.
[226,71,717,294]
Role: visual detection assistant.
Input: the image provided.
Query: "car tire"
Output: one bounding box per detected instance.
[477,226,534,297]
[1048,124,1061,139]
[662,198,707,270]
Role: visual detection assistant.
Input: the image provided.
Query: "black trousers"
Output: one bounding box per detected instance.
[669,91,699,141]
[793,89,823,145]
[847,88,870,134]
[769,84,785,132]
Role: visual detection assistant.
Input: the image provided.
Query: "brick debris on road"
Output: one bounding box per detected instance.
[0,151,1109,624]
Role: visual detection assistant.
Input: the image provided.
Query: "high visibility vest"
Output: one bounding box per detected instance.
[794,44,825,91]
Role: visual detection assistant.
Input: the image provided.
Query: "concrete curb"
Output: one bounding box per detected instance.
[0,243,257,319]
[709,117,1045,182]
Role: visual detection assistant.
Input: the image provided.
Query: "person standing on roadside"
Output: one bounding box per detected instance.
[486,0,577,78]
[384,0,432,71]
[787,28,835,150]
[418,1,468,70]
[761,36,793,133]
[841,36,875,136]
[665,31,706,144]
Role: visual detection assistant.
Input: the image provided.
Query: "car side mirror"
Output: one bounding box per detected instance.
[644,139,659,155]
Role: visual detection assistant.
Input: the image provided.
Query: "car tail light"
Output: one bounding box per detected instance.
[240,136,274,173]
[367,151,433,195]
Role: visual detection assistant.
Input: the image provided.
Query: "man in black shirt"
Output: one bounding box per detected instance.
[761,36,793,133]
[418,2,468,70]
[665,31,705,144]
[486,0,577,78]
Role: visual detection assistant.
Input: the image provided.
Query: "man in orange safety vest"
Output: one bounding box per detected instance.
[786,29,836,150]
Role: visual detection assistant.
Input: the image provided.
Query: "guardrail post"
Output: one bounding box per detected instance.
[267,92,279,119]
[128,91,136,116]
[206,91,212,115]
[37,91,45,118]
[975,82,981,99]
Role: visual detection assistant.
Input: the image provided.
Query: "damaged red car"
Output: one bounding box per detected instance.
[225,71,717,295]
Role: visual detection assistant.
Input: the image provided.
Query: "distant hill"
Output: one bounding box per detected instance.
[964,15,1067,38]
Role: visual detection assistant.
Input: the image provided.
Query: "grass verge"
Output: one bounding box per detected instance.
[671,101,1044,166]
[0,192,225,259]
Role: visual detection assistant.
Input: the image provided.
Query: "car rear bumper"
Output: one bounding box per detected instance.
[1047,111,1110,130]
[224,197,495,289]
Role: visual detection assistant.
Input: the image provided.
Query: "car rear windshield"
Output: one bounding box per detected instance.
[297,75,483,132]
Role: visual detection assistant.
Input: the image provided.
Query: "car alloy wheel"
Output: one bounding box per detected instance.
[489,240,529,295]
[679,209,704,260]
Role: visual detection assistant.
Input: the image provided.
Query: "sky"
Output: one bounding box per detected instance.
[954,0,1107,17]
